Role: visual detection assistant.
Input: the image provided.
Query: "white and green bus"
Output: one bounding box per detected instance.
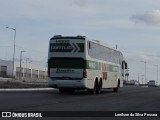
[48,35,127,94]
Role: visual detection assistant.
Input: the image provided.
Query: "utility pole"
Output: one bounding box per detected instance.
[25,58,31,78]
[138,73,139,83]
[6,27,16,78]
[142,75,144,84]
[141,61,147,84]
[154,65,159,86]
[19,50,25,80]
[125,68,129,81]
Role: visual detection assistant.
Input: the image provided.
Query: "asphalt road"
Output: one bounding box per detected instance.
[0,86,160,120]
[0,86,160,112]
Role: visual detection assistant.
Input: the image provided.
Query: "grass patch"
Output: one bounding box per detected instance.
[0,81,49,88]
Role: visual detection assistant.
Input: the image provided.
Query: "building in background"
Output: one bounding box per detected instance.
[0,59,47,82]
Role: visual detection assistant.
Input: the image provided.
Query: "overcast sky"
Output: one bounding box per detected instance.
[1,0,160,84]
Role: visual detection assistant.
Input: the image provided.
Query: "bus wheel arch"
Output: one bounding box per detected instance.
[88,77,98,95]
[113,79,120,92]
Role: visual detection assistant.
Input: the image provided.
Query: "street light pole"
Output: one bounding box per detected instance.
[138,73,140,83]
[141,61,147,84]
[6,27,16,78]
[19,50,25,80]
[154,65,159,85]
[141,75,144,84]
[25,58,31,78]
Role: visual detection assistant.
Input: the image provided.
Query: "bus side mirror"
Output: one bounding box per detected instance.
[125,62,128,69]
[122,61,128,69]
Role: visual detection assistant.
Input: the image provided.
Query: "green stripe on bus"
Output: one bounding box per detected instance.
[87,61,119,72]
[86,60,99,70]
[109,64,119,72]
[48,59,119,72]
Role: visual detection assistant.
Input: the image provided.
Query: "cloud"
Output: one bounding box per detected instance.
[127,52,160,64]
[131,10,160,25]
[73,0,87,7]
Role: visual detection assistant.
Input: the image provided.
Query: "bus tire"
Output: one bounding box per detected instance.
[88,79,98,95]
[113,80,120,92]
[97,79,102,94]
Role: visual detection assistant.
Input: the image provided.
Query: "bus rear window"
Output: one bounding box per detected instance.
[48,58,86,69]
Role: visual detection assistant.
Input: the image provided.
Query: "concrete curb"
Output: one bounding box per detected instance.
[0,88,54,91]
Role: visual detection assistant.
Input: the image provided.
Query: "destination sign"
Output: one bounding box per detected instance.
[50,43,84,52]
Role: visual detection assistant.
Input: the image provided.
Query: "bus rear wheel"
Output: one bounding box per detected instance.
[97,80,102,94]
[113,80,120,92]
[88,79,101,95]
[88,83,96,95]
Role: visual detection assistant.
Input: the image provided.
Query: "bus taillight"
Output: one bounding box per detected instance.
[83,69,87,78]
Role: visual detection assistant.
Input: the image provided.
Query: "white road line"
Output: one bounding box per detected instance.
[0,88,55,91]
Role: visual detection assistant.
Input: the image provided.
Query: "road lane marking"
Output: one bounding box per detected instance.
[0,88,54,91]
